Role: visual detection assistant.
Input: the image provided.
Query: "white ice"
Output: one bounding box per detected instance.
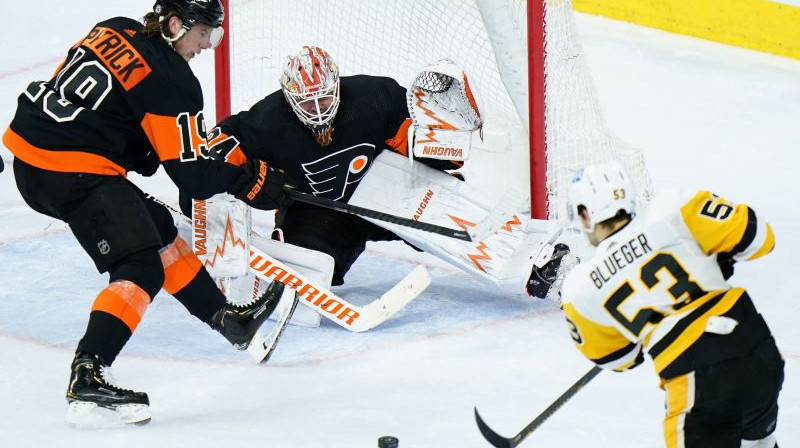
[0,1,798,447]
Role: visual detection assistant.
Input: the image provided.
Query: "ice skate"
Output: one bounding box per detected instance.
[65,352,150,428]
[212,280,285,349]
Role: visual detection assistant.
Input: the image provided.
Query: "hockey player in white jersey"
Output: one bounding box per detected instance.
[554,162,783,448]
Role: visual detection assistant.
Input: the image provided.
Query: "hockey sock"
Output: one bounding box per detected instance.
[160,236,226,323]
[77,280,150,364]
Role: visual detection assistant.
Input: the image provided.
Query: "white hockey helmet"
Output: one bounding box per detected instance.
[280,46,341,146]
[567,161,636,232]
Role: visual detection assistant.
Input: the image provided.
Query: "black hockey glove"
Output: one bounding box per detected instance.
[232,158,296,210]
[716,253,736,280]
[527,243,571,299]
[0,155,4,173]
[131,150,160,177]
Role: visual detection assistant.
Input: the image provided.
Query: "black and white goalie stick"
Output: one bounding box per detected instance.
[474,366,602,447]
[286,188,473,241]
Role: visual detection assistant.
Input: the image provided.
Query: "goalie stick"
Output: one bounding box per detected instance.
[286,189,473,242]
[474,366,602,448]
[145,193,431,333]
[249,245,430,332]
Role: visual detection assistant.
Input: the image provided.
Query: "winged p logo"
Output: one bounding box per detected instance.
[301,143,375,200]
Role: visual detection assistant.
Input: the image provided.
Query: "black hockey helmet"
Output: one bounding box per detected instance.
[153,0,224,29]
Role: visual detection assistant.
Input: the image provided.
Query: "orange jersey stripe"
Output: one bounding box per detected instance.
[160,237,203,294]
[2,127,126,176]
[80,26,152,91]
[386,118,412,154]
[91,280,150,332]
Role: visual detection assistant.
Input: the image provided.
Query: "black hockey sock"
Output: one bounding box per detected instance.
[171,270,227,325]
[76,311,132,365]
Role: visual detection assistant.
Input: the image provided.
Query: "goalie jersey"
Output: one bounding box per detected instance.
[2,17,242,199]
[561,190,775,379]
[206,75,462,202]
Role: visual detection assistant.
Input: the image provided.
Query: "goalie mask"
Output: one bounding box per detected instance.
[280,46,341,147]
[407,59,483,162]
[567,161,636,232]
[153,0,225,48]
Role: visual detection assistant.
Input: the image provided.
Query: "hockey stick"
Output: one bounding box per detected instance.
[285,189,473,242]
[249,245,430,332]
[474,366,602,448]
[145,193,431,333]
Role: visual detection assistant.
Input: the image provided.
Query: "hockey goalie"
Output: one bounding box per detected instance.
[190,52,575,345]
[348,59,576,304]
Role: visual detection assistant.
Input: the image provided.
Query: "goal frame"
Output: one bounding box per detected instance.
[214,0,548,218]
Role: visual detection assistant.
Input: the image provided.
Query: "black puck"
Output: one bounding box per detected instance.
[378,436,399,448]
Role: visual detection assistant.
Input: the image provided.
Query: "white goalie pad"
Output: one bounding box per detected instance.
[348,150,562,296]
[407,59,483,162]
[220,235,335,328]
[192,194,250,278]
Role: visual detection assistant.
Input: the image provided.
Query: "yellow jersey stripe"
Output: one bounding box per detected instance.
[680,191,749,255]
[663,372,695,448]
[651,289,742,373]
[563,302,636,364]
[742,221,775,261]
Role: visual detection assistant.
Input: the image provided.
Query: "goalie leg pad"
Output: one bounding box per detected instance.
[223,235,336,328]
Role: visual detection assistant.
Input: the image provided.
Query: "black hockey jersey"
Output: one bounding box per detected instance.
[207,75,462,202]
[2,17,241,199]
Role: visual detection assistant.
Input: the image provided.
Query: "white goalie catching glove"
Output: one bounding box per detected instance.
[407,59,483,162]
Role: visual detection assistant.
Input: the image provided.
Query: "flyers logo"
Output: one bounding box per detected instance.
[301,143,374,200]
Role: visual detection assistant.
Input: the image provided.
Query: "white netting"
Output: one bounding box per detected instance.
[223,0,652,221]
[542,0,653,222]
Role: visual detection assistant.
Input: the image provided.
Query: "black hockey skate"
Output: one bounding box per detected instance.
[526,243,573,301]
[65,351,150,427]
[212,280,285,350]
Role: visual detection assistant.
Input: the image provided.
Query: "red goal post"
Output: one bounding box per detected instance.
[214,0,651,221]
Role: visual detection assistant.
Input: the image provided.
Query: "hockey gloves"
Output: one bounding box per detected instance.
[131,150,160,177]
[232,158,296,210]
[527,243,572,301]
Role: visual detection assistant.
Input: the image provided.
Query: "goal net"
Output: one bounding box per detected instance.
[215,0,653,223]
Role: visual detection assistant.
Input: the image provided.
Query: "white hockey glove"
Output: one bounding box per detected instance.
[407,59,483,162]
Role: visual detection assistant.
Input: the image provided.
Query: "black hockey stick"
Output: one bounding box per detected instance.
[474,366,602,448]
[285,189,472,242]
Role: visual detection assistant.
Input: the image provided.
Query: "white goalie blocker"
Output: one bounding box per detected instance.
[348,150,562,296]
[406,59,483,162]
[190,195,329,328]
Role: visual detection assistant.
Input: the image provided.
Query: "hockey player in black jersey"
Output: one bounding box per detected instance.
[1,0,292,427]
[203,46,478,288]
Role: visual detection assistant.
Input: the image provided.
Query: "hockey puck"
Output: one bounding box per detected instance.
[378,436,399,448]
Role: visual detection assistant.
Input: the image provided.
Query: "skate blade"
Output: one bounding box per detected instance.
[65,401,151,429]
[247,289,299,363]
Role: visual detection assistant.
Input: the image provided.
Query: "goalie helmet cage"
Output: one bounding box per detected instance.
[213,0,652,221]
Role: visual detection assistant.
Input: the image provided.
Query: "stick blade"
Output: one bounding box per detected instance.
[351,265,431,332]
[474,407,515,448]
